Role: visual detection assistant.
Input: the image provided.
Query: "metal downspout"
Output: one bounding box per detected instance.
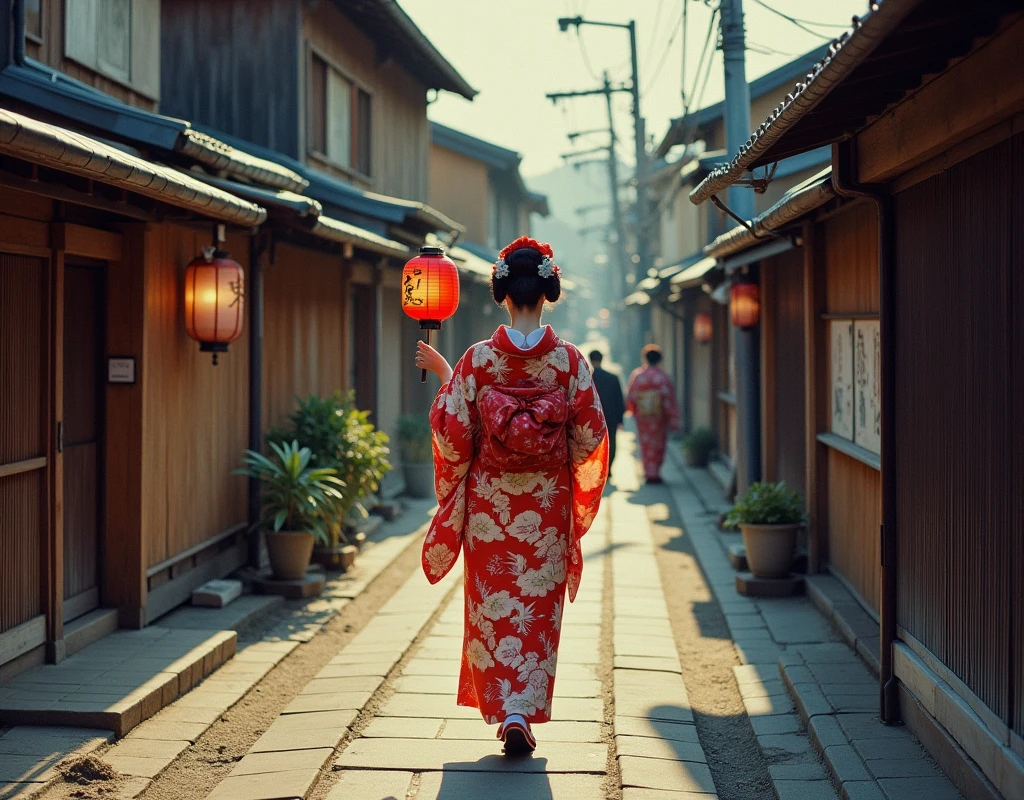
[832,140,900,725]
[12,0,25,65]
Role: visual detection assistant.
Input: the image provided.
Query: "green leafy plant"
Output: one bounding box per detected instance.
[234,440,344,544]
[267,392,391,544]
[397,413,432,463]
[725,481,806,529]
[682,427,718,458]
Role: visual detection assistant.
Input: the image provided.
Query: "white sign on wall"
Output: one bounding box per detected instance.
[830,321,854,439]
[854,320,881,455]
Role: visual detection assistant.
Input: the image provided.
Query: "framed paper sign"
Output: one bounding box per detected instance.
[830,321,853,439]
[108,356,136,385]
[854,320,881,454]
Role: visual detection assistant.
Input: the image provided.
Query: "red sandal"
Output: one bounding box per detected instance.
[498,714,537,755]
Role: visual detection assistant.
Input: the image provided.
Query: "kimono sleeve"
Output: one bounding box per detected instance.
[625,368,642,416]
[565,350,610,601]
[660,370,681,431]
[421,350,478,585]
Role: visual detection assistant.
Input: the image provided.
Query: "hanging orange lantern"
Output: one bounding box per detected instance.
[729,282,760,329]
[693,311,713,344]
[401,245,460,382]
[184,247,245,365]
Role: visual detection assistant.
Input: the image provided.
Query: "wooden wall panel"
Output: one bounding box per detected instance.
[827,448,881,613]
[261,244,348,431]
[689,294,713,431]
[303,2,429,201]
[428,145,489,244]
[142,225,249,569]
[0,253,46,634]
[824,201,879,315]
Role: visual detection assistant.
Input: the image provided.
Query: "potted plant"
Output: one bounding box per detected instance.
[397,413,434,499]
[269,392,391,570]
[235,440,344,580]
[682,427,717,467]
[725,481,806,578]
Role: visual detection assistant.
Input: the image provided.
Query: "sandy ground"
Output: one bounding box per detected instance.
[640,482,776,800]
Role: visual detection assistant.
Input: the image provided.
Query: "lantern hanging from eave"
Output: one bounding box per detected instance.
[401,245,460,382]
[693,311,713,344]
[729,281,760,329]
[184,246,245,365]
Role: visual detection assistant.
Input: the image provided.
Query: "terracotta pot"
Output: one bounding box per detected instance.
[403,461,435,499]
[739,523,799,579]
[265,530,315,580]
[311,544,358,571]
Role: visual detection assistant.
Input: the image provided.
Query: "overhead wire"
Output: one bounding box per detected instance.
[642,3,687,98]
[749,0,846,39]
[643,0,667,74]
[680,0,689,113]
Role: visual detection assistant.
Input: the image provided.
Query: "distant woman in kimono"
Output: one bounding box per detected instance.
[414,237,609,755]
[626,344,680,484]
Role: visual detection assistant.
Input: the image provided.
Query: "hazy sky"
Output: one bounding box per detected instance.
[400,0,867,177]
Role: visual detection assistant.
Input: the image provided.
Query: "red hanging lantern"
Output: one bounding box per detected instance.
[184,247,245,365]
[729,281,760,329]
[401,245,460,382]
[693,311,713,344]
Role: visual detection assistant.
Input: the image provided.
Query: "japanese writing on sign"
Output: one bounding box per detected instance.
[403,268,424,306]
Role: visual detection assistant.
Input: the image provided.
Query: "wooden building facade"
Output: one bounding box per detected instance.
[689,4,1024,797]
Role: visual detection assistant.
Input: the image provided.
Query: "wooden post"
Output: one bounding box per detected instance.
[803,219,829,574]
[45,230,65,662]
[760,265,776,483]
[105,223,148,628]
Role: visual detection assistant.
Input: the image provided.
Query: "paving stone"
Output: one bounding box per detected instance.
[773,779,840,800]
[807,715,848,750]
[614,656,682,673]
[615,734,707,764]
[750,714,802,736]
[250,721,347,753]
[336,737,607,773]
[622,790,720,800]
[0,754,63,783]
[757,732,814,759]
[769,762,829,781]
[302,676,382,695]
[281,690,373,714]
[103,747,189,779]
[824,744,872,783]
[0,726,112,756]
[104,738,190,761]
[206,768,319,800]
[742,693,794,717]
[613,717,700,743]
[440,719,602,743]
[841,781,887,800]
[618,754,717,794]
[613,635,680,658]
[865,758,942,779]
[376,694,481,720]
[876,777,962,799]
[835,714,906,741]
[416,771,605,799]
[732,664,780,686]
[850,737,925,762]
[399,659,461,677]
[326,769,414,799]
[825,693,877,713]
[738,679,786,699]
[230,748,333,776]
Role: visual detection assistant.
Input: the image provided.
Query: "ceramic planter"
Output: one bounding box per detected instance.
[311,543,358,571]
[403,461,435,499]
[684,448,710,467]
[739,523,799,578]
[265,530,315,580]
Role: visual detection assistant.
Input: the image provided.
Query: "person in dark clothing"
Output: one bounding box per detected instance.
[588,350,625,468]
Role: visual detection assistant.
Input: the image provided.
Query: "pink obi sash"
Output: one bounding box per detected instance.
[477,381,569,471]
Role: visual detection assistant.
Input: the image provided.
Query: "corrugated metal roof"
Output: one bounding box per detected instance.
[0,108,265,226]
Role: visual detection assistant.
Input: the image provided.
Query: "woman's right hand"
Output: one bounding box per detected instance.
[415,341,453,384]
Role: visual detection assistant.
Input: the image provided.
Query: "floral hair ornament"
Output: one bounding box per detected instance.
[493,236,561,280]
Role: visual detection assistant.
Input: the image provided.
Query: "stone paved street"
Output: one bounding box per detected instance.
[6,433,965,800]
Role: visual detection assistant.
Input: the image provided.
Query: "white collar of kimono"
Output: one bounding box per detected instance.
[502,326,547,350]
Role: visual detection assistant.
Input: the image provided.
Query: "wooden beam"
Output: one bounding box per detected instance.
[856,17,1024,184]
[54,223,123,262]
[0,213,49,253]
[104,224,147,628]
[804,220,829,574]
[45,248,64,660]
[760,266,776,483]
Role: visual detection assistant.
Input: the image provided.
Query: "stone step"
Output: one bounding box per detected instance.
[64,608,119,658]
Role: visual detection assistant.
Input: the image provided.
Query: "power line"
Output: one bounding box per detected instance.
[749,0,847,39]
[643,0,667,74]
[747,40,799,57]
[680,0,689,113]
[642,3,687,97]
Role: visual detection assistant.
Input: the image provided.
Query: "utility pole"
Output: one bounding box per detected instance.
[720,0,761,494]
[546,78,632,325]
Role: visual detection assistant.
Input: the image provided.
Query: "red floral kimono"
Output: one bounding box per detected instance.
[421,325,609,725]
[626,365,680,481]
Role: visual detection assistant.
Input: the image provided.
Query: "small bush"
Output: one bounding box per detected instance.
[682,427,717,457]
[397,413,432,463]
[725,481,806,528]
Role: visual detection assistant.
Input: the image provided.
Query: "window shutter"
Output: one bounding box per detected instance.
[131,0,161,99]
[97,0,131,83]
[326,69,352,169]
[356,89,372,176]
[65,0,99,69]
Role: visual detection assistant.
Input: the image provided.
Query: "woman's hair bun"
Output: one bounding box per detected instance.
[491,240,562,308]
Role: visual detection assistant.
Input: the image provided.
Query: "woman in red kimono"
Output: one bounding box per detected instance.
[626,344,680,484]
[415,237,609,755]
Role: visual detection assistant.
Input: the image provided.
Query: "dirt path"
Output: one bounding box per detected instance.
[639,482,775,800]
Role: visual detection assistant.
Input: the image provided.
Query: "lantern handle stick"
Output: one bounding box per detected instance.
[420,328,428,384]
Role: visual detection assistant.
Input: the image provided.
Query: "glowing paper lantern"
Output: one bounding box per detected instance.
[401,245,460,381]
[693,311,713,344]
[729,282,760,329]
[184,248,244,364]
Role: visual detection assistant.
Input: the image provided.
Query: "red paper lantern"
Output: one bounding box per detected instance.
[184,248,245,364]
[693,311,713,344]
[729,282,760,329]
[401,245,460,383]
[401,246,460,329]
